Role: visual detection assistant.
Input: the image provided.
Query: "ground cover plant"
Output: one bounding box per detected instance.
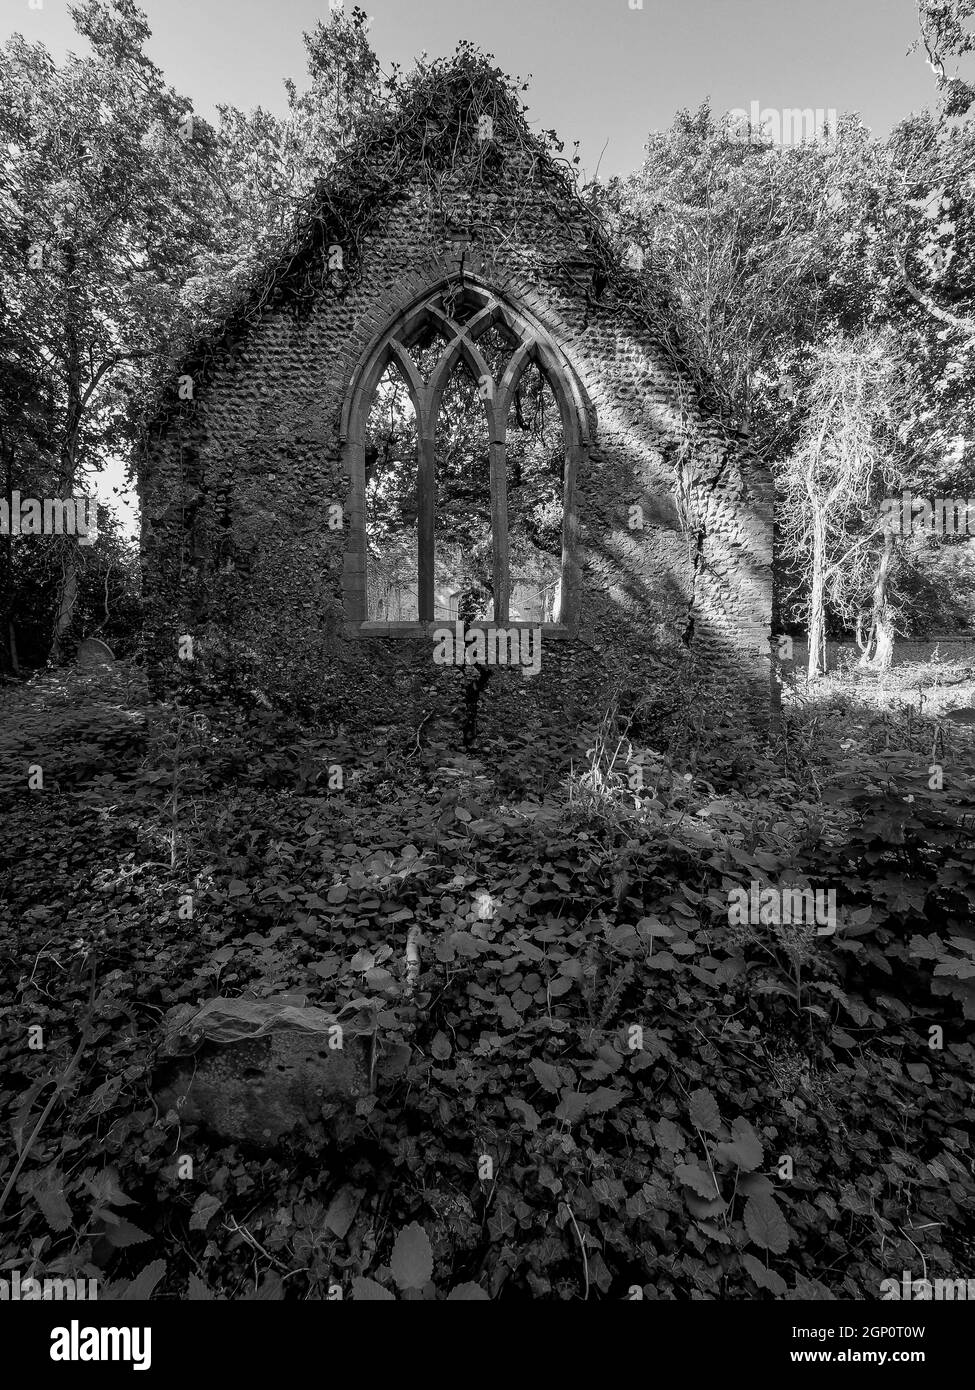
[1,659,972,1300]
[2,0,975,1323]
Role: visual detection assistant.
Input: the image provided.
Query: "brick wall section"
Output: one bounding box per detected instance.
[140,104,775,752]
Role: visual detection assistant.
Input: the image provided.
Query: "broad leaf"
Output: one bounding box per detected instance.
[688,1087,722,1134]
[389,1222,433,1291]
[675,1162,719,1199]
[114,1259,167,1301]
[189,1193,221,1231]
[744,1193,790,1254]
[742,1252,788,1295]
[33,1183,73,1233]
[351,1276,396,1301]
[555,1089,589,1123]
[187,1273,216,1300]
[585,1087,626,1116]
[105,1219,152,1249]
[505,1097,541,1132]
[654,1117,686,1152]
[714,1116,764,1171]
[245,1273,285,1300]
[324,1185,364,1239]
[529,1058,561,1094]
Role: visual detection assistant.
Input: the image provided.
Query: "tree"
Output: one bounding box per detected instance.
[779,333,905,678]
[601,88,975,664]
[913,0,975,118]
[0,0,230,660]
[596,105,881,459]
[195,7,381,336]
[0,1,381,664]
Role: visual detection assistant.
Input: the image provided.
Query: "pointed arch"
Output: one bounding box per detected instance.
[342,276,589,630]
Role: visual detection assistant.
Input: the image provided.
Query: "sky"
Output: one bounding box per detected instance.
[1,0,955,533]
[5,0,944,181]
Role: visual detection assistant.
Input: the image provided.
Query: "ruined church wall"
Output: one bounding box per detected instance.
[140,147,773,750]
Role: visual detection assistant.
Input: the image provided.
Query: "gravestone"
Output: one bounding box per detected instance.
[76,637,115,667]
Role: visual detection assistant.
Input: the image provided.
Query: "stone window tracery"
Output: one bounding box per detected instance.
[341,278,587,631]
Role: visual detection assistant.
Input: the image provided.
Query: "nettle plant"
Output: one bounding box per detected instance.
[350,1222,488,1300]
[807,734,975,1020]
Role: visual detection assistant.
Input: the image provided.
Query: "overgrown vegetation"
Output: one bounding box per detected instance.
[5,2,973,671]
[2,0,974,1307]
[1,662,972,1299]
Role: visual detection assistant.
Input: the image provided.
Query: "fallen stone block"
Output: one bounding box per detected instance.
[155,995,373,1147]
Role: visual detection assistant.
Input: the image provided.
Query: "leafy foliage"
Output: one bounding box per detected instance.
[0,0,973,1308]
[0,660,972,1299]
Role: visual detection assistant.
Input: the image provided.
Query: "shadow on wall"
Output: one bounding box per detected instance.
[144,436,774,750]
[143,271,775,748]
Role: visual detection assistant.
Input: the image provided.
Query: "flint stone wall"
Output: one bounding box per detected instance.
[140,129,774,747]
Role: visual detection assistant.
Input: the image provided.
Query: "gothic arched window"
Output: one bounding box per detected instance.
[341,278,588,632]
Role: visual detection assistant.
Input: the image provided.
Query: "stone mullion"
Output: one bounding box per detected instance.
[417,390,436,622]
[489,423,509,624]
